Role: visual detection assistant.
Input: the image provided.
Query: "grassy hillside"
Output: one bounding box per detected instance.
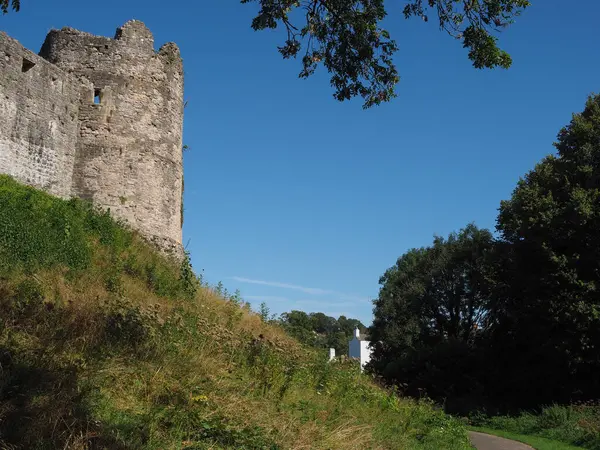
[0,175,472,449]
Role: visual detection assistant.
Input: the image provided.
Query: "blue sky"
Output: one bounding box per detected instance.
[3,1,599,325]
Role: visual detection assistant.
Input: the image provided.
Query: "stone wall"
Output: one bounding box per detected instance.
[0,32,90,198]
[0,22,184,258]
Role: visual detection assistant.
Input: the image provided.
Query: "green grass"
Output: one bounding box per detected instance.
[0,175,472,449]
[470,427,584,450]
[469,404,600,450]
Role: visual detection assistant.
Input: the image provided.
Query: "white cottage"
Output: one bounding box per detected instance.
[348,328,372,370]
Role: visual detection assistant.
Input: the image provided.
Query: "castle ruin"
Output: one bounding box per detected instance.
[0,21,184,258]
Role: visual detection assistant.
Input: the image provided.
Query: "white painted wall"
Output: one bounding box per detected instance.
[348,328,372,371]
[359,340,371,369]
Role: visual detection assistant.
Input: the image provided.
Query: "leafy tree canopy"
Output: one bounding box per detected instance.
[490,94,600,405]
[242,0,530,108]
[277,309,365,355]
[369,224,494,383]
[368,96,600,410]
[496,95,600,327]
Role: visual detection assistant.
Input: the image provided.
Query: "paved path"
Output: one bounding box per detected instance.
[469,431,534,450]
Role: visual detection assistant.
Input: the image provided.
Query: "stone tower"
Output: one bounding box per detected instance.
[39,21,184,254]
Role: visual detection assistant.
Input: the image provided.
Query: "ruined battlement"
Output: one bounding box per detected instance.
[0,21,184,258]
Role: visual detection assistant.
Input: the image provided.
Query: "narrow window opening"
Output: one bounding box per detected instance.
[94,88,102,104]
[22,58,35,72]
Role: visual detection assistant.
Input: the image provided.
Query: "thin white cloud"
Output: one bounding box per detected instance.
[243,296,355,309]
[294,299,356,309]
[243,295,292,303]
[231,277,328,296]
[241,294,368,322]
[230,276,370,303]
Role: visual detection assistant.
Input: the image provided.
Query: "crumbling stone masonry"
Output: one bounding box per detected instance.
[0,21,184,258]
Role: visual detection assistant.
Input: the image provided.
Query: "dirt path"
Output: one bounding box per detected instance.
[469,431,534,450]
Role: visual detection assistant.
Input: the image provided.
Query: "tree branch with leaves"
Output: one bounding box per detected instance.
[2,0,530,108]
[243,0,530,107]
[1,0,19,14]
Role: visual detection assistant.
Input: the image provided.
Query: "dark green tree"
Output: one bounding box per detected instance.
[243,0,530,107]
[309,311,338,334]
[277,310,365,355]
[279,310,312,329]
[369,224,494,408]
[337,315,364,337]
[491,94,600,407]
[278,310,318,346]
